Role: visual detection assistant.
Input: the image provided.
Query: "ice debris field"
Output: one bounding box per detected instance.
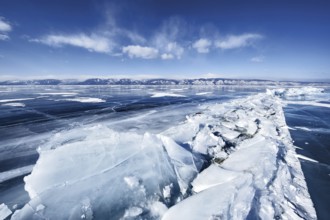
[1,87,324,220]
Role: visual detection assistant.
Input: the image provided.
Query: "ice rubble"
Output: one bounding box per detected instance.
[0,203,12,220]
[11,88,317,220]
[163,91,316,220]
[268,87,324,97]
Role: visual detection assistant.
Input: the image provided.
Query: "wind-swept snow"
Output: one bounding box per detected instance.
[11,87,317,220]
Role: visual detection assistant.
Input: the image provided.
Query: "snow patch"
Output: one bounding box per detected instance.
[37,92,78,96]
[296,154,319,163]
[64,97,106,103]
[196,92,212,95]
[285,100,330,108]
[0,98,34,103]
[151,93,186,98]
[1,102,25,107]
[295,126,311,131]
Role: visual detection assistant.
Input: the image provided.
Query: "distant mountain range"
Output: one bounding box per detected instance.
[0,78,328,86]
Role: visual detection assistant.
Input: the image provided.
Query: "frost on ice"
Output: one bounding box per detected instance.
[12,88,317,219]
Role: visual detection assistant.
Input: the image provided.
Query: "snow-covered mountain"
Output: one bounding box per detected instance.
[0,78,328,86]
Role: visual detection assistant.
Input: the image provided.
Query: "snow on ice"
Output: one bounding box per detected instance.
[1,102,26,107]
[11,87,318,219]
[63,97,106,103]
[150,93,186,98]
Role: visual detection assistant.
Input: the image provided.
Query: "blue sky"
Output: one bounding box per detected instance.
[0,0,329,80]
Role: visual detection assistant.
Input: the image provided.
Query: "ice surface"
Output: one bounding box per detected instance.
[12,87,318,220]
[63,97,106,103]
[191,164,239,193]
[0,203,12,219]
[163,175,254,220]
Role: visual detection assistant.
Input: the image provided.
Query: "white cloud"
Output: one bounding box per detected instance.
[122,45,158,59]
[165,42,184,59]
[119,17,185,60]
[215,33,263,50]
[0,17,12,40]
[0,34,9,40]
[102,6,146,44]
[250,56,264,62]
[152,17,185,59]
[33,34,112,53]
[192,38,212,53]
[0,17,11,32]
[161,53,174,60]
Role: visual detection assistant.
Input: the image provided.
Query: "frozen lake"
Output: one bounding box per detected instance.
[0,85,329,219]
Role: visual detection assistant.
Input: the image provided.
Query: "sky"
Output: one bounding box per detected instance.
[0,0,329,81]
